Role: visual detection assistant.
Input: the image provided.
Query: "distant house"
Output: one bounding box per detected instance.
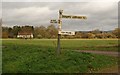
[17,32,33,39]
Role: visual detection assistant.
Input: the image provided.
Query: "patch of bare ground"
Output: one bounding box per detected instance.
[76,50,119,57]
[95,65,119,73]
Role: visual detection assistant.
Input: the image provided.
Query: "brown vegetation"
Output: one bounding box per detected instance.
[2,25,120,39]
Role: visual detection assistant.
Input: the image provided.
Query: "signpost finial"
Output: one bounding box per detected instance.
[59,9,63,15]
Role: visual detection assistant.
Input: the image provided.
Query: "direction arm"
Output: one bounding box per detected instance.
[62,14,87,19]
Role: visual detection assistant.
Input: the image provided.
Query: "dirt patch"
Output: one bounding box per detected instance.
[96,65,119,73]
[75,50,119,57]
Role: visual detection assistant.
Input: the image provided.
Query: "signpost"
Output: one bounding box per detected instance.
[50,10,87,55]
[50,20,58,23]
[62,15,87,19]
[60,31,75,35]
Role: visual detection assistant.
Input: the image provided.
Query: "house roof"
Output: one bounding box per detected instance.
[18,32,33,35]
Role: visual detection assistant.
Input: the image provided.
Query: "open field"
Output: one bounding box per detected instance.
[2,39,119,51]
[2,39,119,73]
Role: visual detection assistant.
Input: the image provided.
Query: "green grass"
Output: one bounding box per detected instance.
[61,39,119,51]
[3,39,119,51]
[2,39,118,73]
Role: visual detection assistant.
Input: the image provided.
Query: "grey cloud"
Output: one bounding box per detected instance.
[2,2,65,10]
[2,0,119,2]
[2,2,118,31]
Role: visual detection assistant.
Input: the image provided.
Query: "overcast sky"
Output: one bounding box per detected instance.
[2,1,118,31]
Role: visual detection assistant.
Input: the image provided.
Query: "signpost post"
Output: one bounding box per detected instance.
[57,10,63,55]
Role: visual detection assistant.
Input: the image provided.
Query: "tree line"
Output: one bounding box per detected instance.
[2,25,58,39]
[2,25,120,39]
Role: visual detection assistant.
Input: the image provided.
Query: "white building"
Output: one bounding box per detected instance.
[17,32,33,39]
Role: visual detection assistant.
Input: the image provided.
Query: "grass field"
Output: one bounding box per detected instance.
[2,39,118,73]
[2,39,119,51]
